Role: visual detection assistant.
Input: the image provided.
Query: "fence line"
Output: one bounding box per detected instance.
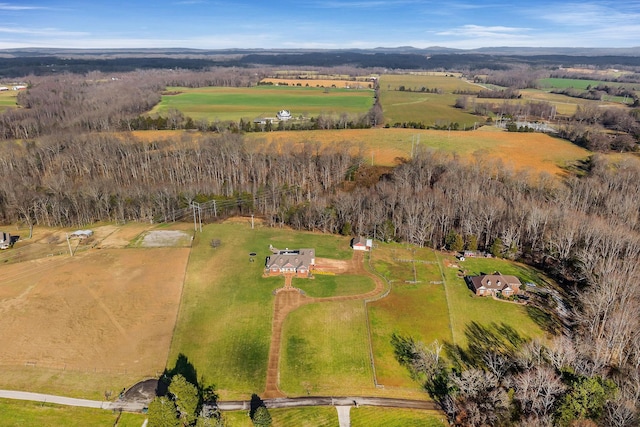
[0,360,159,378]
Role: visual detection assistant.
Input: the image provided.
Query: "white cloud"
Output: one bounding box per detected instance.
[0,26,89,37]
[0,2,47,10]
[436,25,530,38]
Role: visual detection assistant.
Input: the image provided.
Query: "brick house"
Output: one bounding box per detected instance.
[265,248,315,277]
[467,273,522,297]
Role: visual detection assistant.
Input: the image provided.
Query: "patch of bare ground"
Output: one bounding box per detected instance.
[0,247,189,379]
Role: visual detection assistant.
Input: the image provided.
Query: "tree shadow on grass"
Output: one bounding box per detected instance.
[249,393,267,419]
[158,353,199,397]
[443,321,528,371]
[526,304,563,335]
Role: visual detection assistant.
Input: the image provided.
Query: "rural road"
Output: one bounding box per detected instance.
[0,389,437,412]
[0,389,440,427]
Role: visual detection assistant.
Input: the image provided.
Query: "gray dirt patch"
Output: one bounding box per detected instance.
[140,230,192,248]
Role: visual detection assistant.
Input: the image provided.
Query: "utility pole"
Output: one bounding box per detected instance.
[191,201,202,232]
[66,233,73,257]
[197,202,202,232]
[251,214,254,229]
[192,203,197,232]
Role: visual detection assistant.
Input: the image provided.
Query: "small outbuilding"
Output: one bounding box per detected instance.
[351,236,372,251]
[0,231,11,249]
[69,230,94,240]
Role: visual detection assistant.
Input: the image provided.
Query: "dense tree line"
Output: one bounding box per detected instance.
[0,69,263,140]
[558,105,640,152]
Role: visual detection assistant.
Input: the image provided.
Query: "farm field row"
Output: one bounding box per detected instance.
[149,85,374,122]
[244,126,591,176]
[0,222,192,400]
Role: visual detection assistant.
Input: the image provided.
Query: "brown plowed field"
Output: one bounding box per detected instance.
[0,246,189,377]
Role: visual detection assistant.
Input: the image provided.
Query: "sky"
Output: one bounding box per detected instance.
[0,1,639,50]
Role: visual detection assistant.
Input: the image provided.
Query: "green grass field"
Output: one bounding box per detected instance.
[537,77,638,91]
[0,399,146,427]
[379,75,482,128]
[0,90,18,111]
[280,300,373,396]
[167,221,353,400]
[435,252,547,346]
[294,274,375,298]
[368,245,451,388]
[150,85,374,121]
[351,407,446,427]
[224,406,446,426]
[367,243,548,389]
[225,406,338,427]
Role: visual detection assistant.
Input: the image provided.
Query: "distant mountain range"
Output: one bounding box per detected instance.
[2,46,640,58]
[1,47,639,77]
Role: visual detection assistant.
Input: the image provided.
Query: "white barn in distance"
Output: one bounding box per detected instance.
[276,109,292,121]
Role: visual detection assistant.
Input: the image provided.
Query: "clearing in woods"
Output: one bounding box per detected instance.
[149,85,374,121]
[246,126,591,176]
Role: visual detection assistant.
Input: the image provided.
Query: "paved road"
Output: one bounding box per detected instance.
[0,389,437,413]
[216,396,438,411]
[0,389,147,412]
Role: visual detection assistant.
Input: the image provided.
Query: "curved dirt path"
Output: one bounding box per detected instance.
[263,251,386,398]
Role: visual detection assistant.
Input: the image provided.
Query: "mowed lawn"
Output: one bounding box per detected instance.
[224,406,445,426]
[368,243,548,388]
[351,407,446,427]
[225,406,338,427]
[280,300,372,396]
[168,221,353,399]
[0,399,145,427]
[150,85,374,121]
[294,274,376,298]
[379,74,482,128]
[436,252,548,347]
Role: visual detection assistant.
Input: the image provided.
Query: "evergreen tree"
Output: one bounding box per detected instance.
[148,396,180,427]
[490,238,503,258]
[169,374,199,426]
[252,406,272,427]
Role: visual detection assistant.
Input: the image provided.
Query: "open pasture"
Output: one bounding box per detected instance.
[261,77,373,89]
[368,244,450,388]
[246,126,590,175]
[537,77,639,91]
[0,399,146,427]
[167,221,353,400]
[280,300,373,396]
[0,90,17,111]
[379,75,481,128]
[150,85,373,121]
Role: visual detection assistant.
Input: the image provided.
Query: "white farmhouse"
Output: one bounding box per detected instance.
[276,109,292,121]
